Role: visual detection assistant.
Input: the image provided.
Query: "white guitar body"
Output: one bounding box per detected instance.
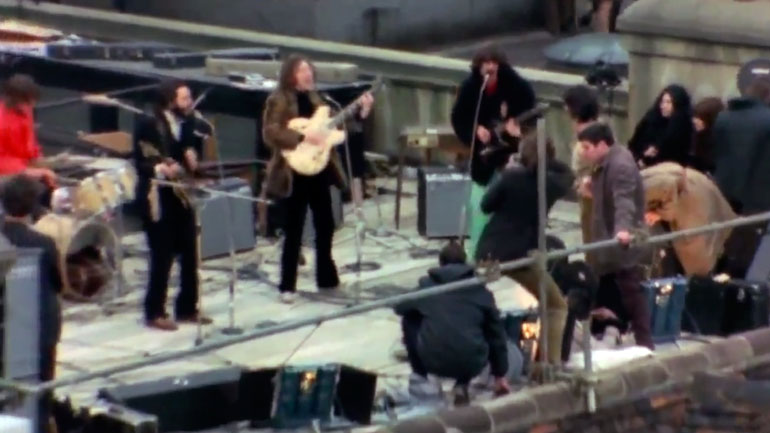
[282,106,347,176]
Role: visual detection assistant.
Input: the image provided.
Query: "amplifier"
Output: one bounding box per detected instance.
[152,52,207,69]
[417,167,471,238]
[105,42,183,61]
[98,367,242,432]
[197,177,256,260]
[46,43,107,60]
[85,403,158,433]
[3,248,44,433]
[207,47,279,60]
[746,224,770,283]
[684,277,770,336]
[205,59,360,83]
[642,276,687,343]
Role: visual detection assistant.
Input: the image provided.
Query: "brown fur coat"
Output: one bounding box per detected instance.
[641,162,736,276]
[261,89,346,198]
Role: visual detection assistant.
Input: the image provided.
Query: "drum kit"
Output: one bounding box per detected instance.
[32,156,138,302]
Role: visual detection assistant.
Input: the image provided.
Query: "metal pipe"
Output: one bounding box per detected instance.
[582,318,596,412]
[35,83,159,111]
[7,208,770,395]
[536,117,549,377]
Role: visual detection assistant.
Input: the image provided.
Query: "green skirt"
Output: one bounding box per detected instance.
[465,180,493,260]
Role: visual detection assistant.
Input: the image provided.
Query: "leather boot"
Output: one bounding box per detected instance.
[546,309,568,365]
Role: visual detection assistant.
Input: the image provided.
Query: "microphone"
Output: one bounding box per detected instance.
[481,72,492,90]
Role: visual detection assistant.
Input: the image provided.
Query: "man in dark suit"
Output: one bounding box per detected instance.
[1,174,62,433]
[133,79,213,330]
[577,122,653,349]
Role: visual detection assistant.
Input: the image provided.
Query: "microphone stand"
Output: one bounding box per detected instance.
[320,93,371,305]
[193,91,244,336]
[458,73,490,249]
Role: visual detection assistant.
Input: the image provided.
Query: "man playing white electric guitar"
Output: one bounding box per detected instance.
[262,54,374,304]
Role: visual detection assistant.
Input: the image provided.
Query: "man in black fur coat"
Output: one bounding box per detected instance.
[451,48,536,187]
[451,48,536,257]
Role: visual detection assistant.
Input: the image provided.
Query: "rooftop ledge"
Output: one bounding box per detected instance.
[0,0,626,91]
[617,0,770,48]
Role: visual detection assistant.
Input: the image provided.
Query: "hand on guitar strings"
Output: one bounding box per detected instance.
[155,160,183,179]
[504,118,521,138]
[476,125,491,144]
[184,148,199,172]
[357,92,374,119]
[303,128,326,146]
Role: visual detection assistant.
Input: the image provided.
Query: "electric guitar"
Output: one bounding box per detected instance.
[480,103,550,159]
[282,78,383,176]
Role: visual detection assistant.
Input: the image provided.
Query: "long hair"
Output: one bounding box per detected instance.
[693,97,725,130]
[154,79,186,117]
[633,84,694,162]
[470,46,508,72]
[2,74,40,111]
[277,54,316,92]
[519,133,555,170]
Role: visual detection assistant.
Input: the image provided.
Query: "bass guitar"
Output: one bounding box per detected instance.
[282,78,383,176]
[480,102,550,159]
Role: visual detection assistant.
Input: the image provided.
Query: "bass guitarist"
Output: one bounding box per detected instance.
[133,79,213,331]
[262,54,373,304]
[450,47,536,257]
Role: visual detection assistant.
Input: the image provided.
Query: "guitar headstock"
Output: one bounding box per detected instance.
[368,76,385,94]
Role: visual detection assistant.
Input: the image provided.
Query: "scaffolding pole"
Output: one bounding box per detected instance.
[536,118,549,380]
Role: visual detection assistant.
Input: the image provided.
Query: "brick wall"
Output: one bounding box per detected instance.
[525,372,770,433]
[378,328,770,433]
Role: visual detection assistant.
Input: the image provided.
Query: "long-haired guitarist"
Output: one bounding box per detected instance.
[132,79,213,331]
[450,47,536,257]
[262,54,373,304]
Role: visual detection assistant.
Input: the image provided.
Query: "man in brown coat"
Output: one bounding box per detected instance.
[578,122,653,349]
[262,54,373,303]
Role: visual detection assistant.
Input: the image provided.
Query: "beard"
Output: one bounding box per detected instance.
[171,106,192,119]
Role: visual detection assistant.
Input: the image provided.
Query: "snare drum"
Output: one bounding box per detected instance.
[33,213,117,300]
[73,177,106,216]
[116,165,137,202]
[95,171,121,209]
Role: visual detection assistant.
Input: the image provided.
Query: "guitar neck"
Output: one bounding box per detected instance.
[327,101,361,130]
[325,79,383,129]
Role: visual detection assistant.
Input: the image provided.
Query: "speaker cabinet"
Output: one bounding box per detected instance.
[98,367,242,432]
[418,167,471,238]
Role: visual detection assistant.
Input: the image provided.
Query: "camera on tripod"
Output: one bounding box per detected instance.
[585,61,621,88]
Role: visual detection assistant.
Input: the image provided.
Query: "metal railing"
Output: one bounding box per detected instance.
[0,202,767,396]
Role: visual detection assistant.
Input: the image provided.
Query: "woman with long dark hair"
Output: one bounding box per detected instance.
[628,84,694,168]
[690,97,725,174]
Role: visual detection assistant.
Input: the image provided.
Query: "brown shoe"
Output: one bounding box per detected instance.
[177,314,213,325]
[146,317,178,331]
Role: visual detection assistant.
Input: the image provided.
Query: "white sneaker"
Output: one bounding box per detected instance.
[407,373,443,402]
[280,292,297,304]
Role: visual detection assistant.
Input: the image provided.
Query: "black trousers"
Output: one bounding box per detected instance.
[597,267,654,350]
[143,189,198,321]
[401,314,471,386]
[38,343,56,433]
[279,172,339,293]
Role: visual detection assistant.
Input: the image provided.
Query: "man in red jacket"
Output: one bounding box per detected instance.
[0,74,56,188]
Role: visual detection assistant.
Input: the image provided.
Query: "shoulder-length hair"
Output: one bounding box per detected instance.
[277,54,316,92]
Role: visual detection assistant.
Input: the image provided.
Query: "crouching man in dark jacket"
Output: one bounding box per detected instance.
[394,242,511,405]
